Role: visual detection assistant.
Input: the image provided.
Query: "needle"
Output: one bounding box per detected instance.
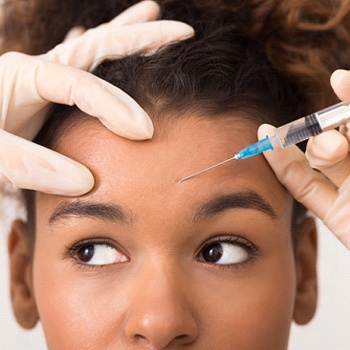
[178,155,238,183]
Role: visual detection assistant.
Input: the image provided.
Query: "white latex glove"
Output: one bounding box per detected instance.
[258,69,350,249]
[0,0,194,196]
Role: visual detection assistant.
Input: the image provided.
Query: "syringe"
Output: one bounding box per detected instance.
[179,99,350,182]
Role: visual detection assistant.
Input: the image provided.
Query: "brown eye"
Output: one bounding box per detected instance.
[77,245,95,263]
[201,242,223,263]
[72,243,128,266]
[199,240,249,265]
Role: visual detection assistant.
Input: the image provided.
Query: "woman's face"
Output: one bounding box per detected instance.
[13,114,317,349]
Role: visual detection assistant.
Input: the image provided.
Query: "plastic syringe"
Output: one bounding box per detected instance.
[179,99,350,182]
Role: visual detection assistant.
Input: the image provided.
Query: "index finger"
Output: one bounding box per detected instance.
[35,60,154,140]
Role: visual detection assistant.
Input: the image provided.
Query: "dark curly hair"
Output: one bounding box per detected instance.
[2,0,350,114]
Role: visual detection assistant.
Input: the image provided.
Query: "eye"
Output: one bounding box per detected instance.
[198,237,257,266]
[69,240,128,266]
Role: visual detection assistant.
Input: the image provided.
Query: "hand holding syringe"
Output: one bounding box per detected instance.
[259,69,350,250]
[180,69,350,249]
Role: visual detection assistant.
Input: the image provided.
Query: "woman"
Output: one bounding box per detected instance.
[7,0,332,348]
[3,0,350,348]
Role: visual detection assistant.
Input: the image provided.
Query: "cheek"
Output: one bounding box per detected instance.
[32,235,129,348]
[195,212,297,348]
[198,251,296,348]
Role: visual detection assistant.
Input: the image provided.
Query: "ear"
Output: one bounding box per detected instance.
[8,220,39,329]
[293,217,318,325]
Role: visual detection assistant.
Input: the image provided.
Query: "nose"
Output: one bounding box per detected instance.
[124,265,199,348]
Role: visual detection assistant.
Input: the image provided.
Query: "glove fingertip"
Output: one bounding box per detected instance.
[257,123,275,140]
[330,69,350,100]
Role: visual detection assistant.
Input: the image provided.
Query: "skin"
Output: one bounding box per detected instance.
[9,113,317,350]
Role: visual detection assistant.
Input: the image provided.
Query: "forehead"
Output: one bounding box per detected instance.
[37,112,291,223]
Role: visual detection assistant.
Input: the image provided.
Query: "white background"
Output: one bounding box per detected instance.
[1,218,350,349]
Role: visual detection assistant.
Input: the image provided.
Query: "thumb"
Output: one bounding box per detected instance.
[257,124,337,220]
[330,69,350,101]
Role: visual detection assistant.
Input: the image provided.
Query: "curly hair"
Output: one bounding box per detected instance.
[0,0,125,54]
[246,0,350,112]
[1,0,350,115]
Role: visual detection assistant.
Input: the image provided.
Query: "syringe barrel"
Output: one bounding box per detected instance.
[274,113,322,148]
[274,99,350,149]
[315,100,350,130]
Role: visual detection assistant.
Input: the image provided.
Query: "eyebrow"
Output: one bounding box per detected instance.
[48,191,276,225]
[193,191,276,222]
[49,201,134,225]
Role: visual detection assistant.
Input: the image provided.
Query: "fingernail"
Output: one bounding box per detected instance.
[257,123,275,139]
[133,111,154,139]
[93,80,154,140]
[163,21,194,40]
[55,167,95,196]
[177,23,195,39]
[330,69,349,89]
[34,160,95,196]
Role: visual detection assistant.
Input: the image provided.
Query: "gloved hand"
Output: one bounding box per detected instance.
[0,0,194,196]
[258,69,350,249]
